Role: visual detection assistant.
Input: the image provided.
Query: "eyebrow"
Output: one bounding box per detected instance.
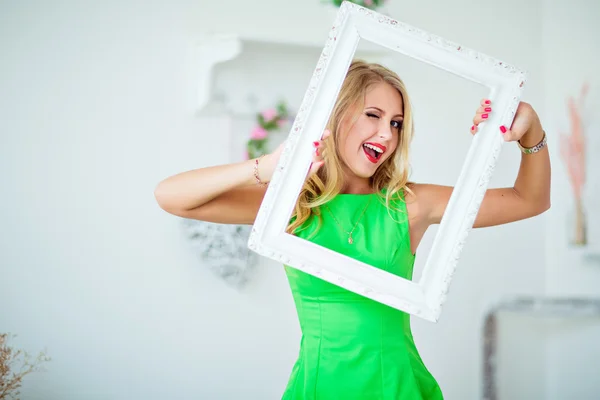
[366,106,404,119]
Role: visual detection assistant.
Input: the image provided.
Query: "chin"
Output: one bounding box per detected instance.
[343,153,389,179]
[353,163,380,179]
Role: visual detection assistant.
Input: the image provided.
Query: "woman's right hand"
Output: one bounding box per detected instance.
[258,129,331,183]
[310,128,330,176]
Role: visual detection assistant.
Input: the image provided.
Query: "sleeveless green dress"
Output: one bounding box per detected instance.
[282,190,444,400]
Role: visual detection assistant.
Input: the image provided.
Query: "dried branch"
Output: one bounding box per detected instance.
[0,334,51,400]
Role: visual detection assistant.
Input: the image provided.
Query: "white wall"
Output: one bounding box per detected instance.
[541,0,600,399]
[0,2,299,399]
[0,1,553,399]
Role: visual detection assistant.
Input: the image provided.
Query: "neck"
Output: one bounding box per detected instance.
[340,170,373,194]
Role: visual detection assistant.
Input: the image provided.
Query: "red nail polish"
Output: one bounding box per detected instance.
[313,141,319,147]
[482,114,488,119]
[485,107,492,112]
[316,149,319,156]
[471,125,475,131]
[500,126,507,134]
[485,100,491,105]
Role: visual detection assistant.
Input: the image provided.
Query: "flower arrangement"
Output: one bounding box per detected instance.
[0,333,51,400]
[246,101,290,160]
[560,82,589,246]
[328,0,386,10]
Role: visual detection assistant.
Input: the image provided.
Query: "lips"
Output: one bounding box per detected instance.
[362,142,386,164]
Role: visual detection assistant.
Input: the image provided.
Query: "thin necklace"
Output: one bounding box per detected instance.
[324,197,372,245]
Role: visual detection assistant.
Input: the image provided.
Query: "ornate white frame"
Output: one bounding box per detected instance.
[247,1,527,322]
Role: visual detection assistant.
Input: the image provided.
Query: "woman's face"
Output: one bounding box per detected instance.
[337,82,404,180]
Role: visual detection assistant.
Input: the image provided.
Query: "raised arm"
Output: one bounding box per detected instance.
[414,100,551,229]
[154,158,270,224]
[154,132,328,225]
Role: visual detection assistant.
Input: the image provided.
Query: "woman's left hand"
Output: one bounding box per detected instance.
[470,99,541,142]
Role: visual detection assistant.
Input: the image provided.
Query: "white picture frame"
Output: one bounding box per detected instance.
[247,1,526,322]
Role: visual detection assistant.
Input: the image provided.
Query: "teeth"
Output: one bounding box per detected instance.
[364,143,383,153]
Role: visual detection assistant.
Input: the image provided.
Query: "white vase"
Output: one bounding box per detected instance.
[567,198,587,246]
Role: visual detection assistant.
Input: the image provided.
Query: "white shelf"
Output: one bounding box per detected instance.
[195,34,392,115]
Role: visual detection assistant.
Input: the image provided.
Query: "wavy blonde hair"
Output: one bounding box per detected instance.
[287,59,414,236]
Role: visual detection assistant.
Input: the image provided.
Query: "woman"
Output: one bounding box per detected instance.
[154,60,551,399]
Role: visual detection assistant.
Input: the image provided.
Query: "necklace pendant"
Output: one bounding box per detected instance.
[348,236,354,245]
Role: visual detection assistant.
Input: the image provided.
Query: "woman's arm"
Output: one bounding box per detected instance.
[154,132,328,225]
[154,159,269,224]
[415,101,551,228]
[472,116,550,228]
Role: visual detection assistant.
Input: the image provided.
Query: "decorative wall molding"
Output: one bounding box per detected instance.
[182,219,258,288]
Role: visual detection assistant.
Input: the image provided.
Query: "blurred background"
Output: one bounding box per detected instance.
[1,0,599,399]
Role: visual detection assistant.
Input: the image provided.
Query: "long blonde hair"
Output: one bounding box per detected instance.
[287,59,414,235]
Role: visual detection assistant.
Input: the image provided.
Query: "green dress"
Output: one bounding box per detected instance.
[282,190,444,400]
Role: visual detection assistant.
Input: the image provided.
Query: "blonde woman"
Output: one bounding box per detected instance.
[154,60,551,399]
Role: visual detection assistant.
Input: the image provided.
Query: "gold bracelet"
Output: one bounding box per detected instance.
[517,130,547,154]
[253,156,268,186]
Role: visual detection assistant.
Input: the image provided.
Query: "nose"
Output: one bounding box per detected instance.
[378,121,393,140]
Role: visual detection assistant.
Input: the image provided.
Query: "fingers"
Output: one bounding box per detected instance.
[471,99,493,135]
[473,102,492,125]
[312,130,328,159]
[312,140,324,162]
[308,129,330,175]
[471,99,521,141]
[499,125,515,141]
[309,160,325,175]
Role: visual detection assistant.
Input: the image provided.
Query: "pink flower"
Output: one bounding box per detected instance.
[261,108,278,122]
[364,0,373,5]
[250,126,268,140]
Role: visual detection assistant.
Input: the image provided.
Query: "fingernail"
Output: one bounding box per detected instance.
[482,114,488,119]
[500,126,507,134]
[485,100,491,105]
[313,141,319,147]
[315,149,319,156]
[471,125,476,131]
[485,107,492,112]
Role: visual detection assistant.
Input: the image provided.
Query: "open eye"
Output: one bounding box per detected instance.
[391,120,403,130]
[366,112,402,131]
